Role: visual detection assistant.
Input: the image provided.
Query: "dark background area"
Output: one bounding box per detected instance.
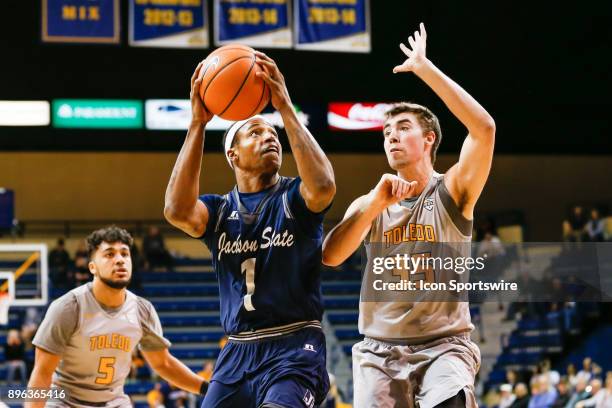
[0,0,610,153]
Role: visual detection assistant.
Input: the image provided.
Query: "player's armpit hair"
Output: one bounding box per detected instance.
[200,381,209,396]
[433,389,466,408]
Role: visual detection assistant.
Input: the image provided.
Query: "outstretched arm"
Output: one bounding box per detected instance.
[142,348,207,395]
[25,348,61,408]
[255,51,336,213]
[164,62,214,237]
[394,23,495,219]
[323,175,417,266]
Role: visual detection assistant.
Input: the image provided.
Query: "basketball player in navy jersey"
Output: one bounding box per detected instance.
[164,53,335,408]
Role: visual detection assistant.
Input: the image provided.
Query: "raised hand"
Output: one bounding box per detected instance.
[393,23,428,74]
[191,61,213,125]
[254,51,292,112]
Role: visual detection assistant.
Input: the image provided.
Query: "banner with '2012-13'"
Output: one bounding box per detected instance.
[130,0,209,48]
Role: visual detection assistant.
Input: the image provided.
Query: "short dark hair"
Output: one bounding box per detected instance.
[86,226,133,258]
[384,102,442,165]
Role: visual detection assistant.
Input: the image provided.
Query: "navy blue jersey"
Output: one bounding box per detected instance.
[199,177,328,335]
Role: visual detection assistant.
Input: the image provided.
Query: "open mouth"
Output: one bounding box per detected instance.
[389,147,402,153]
[263,145,279,154]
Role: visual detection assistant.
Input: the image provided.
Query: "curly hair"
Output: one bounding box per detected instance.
[86,226,133,258]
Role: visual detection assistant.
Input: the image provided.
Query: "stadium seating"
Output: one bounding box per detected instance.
[484,303,604,392]
[556,324,612,373]
[5,250,608,406]
[0,255,364,406]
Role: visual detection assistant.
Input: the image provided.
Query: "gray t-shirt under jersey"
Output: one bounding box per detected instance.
[32,283,170,406]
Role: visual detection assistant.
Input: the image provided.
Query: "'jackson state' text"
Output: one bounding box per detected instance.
[218,227,295,260]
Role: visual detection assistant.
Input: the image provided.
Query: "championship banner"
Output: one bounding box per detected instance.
[295,0,370,52]
[129,0,208,48]
[328,102,392,131]
[42,0,120,44]
[214,0,291,48]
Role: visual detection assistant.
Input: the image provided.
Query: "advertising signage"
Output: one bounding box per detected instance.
[146,99,310,131]
[52,99,143,128]
[0,101,50,126]
[328,102,393,131]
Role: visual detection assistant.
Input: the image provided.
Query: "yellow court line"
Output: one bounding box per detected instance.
[0,253,40,293]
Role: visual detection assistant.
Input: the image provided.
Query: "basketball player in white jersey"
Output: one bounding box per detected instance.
[322,23,495,408]
[26,226,207,407]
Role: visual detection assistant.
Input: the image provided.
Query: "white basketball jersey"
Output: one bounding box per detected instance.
[359,172,475,343]
[53,285,141,405]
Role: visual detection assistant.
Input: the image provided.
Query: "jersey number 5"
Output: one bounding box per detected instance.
[95,357,116,385]
[241,258,256,311]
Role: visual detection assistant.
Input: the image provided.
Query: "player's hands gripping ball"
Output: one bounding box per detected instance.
[254,51,293,112]
[191,61,213,125]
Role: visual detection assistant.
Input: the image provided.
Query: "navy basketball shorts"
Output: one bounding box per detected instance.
[201,327,329,408]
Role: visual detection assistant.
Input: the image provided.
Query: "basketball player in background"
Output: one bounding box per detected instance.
[163,53,335,407]
[323,23,495,407]
[26,226,207,407]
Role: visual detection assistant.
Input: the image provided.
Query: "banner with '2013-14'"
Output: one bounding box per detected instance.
[214,0,292,48]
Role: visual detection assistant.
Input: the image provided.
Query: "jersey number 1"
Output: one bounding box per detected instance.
[241,258,256,311]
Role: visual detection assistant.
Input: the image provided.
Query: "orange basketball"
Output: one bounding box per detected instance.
[198,44,270,121]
